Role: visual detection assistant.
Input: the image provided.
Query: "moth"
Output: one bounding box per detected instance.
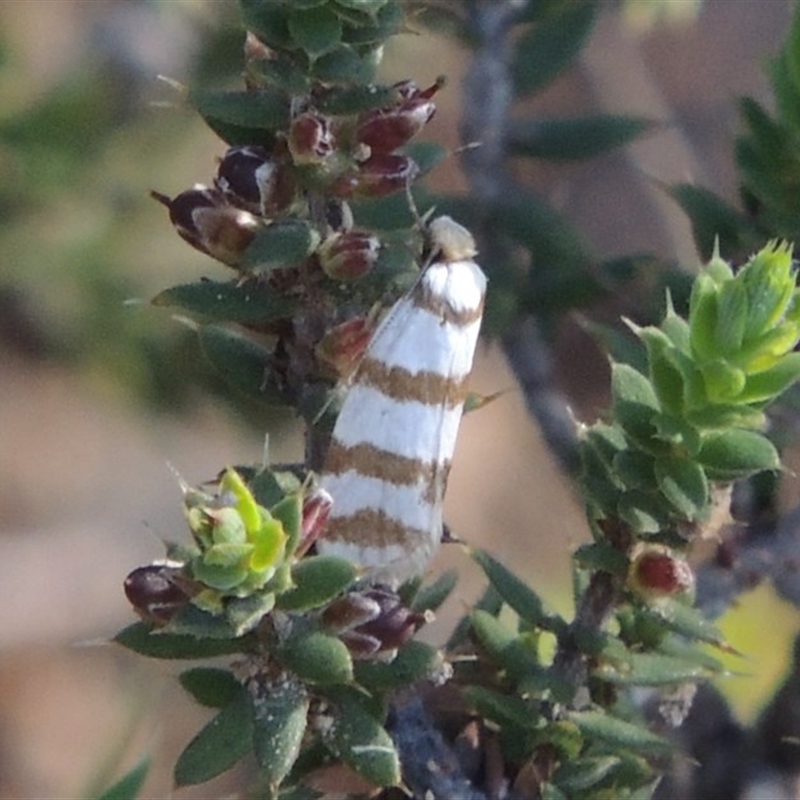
[318,216,487,584]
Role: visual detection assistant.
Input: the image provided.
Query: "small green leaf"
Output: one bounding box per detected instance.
[252,676,310,789]
[188,87,289,134]
[95,757,150,800]
[238,1,291,48]
[470,609,541,679]
[281,631,354,685]
[668,183,760,261]
[463,685,534,729]
[512,2,597,96]
[401,141,449,175]
[153,280,299,324]
[270,493,303,558]
[225,593,278,636]
[553,755,622,793]
[354,641,442,692]
[740,352,800,403]
[315,84,397,115]
[611,362,662,449]
[164,603,240,639]
[644,599,728,648]
[572,542,629,576]
[276,556,358,612]
[508,114,654,161]
[289,6,342,57]
[470,548,561,631]
[569,711,669,753]
[199,325,284,405]
[321,686,401,787]
[180,668,240,708]
[410,569,458,613]
[654,454,708,520]
[174,689,254,787]
[114,622,246,660]
[697,429,780,481]
[242,222,321,272]
[594,651,715,686]
[311,44,376,84]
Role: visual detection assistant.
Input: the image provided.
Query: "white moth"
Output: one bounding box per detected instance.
[318,216,487,585]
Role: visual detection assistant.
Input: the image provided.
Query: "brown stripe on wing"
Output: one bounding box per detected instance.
[411,282,485,326]
[325,439,436,486]
[325,508,431,549]
[356,357,470,406]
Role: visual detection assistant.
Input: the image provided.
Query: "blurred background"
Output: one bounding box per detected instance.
[0,1,798,797]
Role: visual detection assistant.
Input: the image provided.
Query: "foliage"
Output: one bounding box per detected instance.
[108,1,800,799]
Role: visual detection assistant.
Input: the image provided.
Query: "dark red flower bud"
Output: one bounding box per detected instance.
[215,145,295,217]
[315,316,373,377]
[330,154,419,198]
[318,230,380,281]
[356,79,441,154]
[151,186,260,267]
[288,112,335,165]
[323,586,424,660]
[296,487,333,558]
[124,564,192,625]
[628,545,694,600]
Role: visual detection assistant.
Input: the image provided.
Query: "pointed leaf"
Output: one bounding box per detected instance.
[697,429,780,481]
[95,757,150,800]
[594,651,716,685]
[114,622,247,660]
[188,87,289,135]
[276,556,358,612]
[288,6,342,57]
[354,641,442,692]
[174,689,254,787]
[153,280,299,324]
[654,454,708,520]
[644,599,728,648]
[410,568,458,613]
[321,687,400,787]
[242,222,321,272]
[508,114,654,161]
[252,676,310,788]
[512,2,598,95]
[179,667,240,708]
[553,756,622,793]
[199,325,284,404]
[569,711,669,753]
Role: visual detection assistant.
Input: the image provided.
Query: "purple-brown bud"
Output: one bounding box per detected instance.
[124,563,192,626]
[315,316,373,377]
[322,586,424,659]
[151,186,260,267]
[330,154,419,198]
[356,79,441,154]
[296,487,333,558]
[628,545,695,600]
[288,112,335,165]
[215,145,295,217]
[317,230,380,281]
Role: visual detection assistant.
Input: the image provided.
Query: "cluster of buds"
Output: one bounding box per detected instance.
[152,145,296,269]
[322,585,426,660]
[183,468,290,608]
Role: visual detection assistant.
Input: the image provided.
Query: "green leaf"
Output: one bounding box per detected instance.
[95,757,150,800]
[572,542,629,576]
[341,2,404,44]
[315,84,397,115]
[289,6,342,57]
[512,1,598,96]
[114,622,247,660]
[740,352,800,403]
[153,280,299,324]
[242,222,321,272]
[321,686,400,787]
[668,183,759,261]
[238,1,291,48]
[281,631,354,685]
[276,556,358,612]
[198,325,284,405]
[594,651,715,686]
[463,685,534,729]
[611,362,662,450]
[569,711,669,753]
[402,141,449,175]
[553,755,622,793]
[174,689,254,787]
[508,114,654,161]
[697,429,781,481]
[270,492,303,558]
[354,640,442,691]
[469,609,541,680]
[311,44,376,84]
[252,676,310,789]
[654,454,708,520]
[470,548,563,632]
[180,668,240,708]
[644,599,728,648]
[188,87,289,134]
[410,568,458,613]
[163,602,240,639]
